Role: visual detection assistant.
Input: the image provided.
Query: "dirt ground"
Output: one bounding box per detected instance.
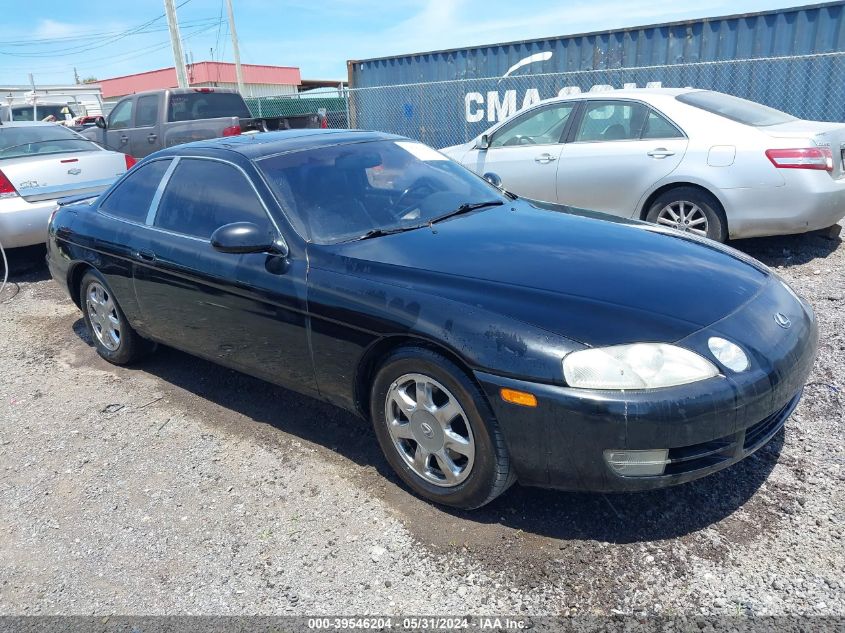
[0,225,843,616]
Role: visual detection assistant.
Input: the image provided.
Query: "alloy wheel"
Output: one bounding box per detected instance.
[656,200,709,237]
[384,373,475,487]
[85,282,121,351]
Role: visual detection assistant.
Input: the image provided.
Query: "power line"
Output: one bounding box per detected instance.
[0,0,196,57]
[2,22,221,77]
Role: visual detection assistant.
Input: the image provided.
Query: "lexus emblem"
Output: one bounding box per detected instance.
[67,168,82,175]
[774,313,791,329]
[420,422,435,439]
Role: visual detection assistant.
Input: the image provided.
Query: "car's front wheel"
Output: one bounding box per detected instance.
[370,347,514,509]
[645,187,727,242]
[80,270,151,365]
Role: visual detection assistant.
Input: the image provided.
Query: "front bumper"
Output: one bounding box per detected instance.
[475,277,818,492]
[0,196,58,249]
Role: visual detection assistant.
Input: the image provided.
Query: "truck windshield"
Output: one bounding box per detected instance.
[167,92,251,122]
[676,91,796,127]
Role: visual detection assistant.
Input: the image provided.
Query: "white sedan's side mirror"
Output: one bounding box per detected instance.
[477,134,490,150]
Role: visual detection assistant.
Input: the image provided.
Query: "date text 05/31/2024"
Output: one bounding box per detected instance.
[307,617,528,629]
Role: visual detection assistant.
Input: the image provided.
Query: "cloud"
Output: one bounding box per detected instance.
[33,19,99,40]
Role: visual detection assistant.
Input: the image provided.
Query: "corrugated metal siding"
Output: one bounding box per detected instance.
[204,82,297,97]
[350,2,845,86]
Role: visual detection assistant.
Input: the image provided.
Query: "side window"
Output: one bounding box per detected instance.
[641,108,684,139]
[99,159,172,223]
[135,95,159,128]
[108,99,133,131]
[154,159,272,239]
[490,104,575,148]
[575,101,648,142]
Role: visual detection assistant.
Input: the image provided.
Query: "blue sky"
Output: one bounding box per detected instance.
[0,0,809,86]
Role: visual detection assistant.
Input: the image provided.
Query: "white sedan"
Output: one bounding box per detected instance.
[0,122,134,249]
[441,88,845,241]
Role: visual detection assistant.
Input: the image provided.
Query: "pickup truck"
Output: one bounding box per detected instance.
[83,87,322,158]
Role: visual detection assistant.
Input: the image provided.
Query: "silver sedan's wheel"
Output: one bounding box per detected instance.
[384,373,475,487]
[655,200,709,237]
[85,281,121,351]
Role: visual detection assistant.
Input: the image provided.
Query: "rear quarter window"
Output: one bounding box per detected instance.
[154,159,271,239]
[99,159,172,224]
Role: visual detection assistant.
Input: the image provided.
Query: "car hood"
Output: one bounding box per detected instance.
[326,202,770,346]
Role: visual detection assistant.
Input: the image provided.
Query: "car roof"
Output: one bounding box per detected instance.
[556,87,698,100]
[166,128,407,159]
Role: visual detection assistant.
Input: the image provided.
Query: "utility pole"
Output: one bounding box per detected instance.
[73,67,80,85]
[163,0,189,88]
[225,0,246,95]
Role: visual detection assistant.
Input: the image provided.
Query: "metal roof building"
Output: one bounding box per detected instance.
[99,62,302,100]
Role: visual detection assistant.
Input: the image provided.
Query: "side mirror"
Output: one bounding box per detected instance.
[483,172,503,188]
[95,116,107,130]
[211,222,287,256]
[477,134,490,150]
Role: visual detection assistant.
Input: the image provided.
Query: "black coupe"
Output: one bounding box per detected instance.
[47,130,818,509]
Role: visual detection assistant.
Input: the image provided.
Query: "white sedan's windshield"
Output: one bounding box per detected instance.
[257,139,507,243]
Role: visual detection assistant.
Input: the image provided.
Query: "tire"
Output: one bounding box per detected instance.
[79,270,151,365]
[370,346,515,509]
[645,186,728,242]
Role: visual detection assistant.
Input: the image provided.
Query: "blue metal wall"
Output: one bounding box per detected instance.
[350,2,845,86]
[345,3,845,148]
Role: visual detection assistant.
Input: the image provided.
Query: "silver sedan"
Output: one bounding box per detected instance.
[441,88,845,241]
[0,121,132,249]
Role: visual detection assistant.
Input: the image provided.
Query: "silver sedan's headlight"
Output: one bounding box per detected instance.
[563,343,719,389]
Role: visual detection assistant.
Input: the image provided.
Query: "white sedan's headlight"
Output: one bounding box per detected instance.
[563,343,719,389]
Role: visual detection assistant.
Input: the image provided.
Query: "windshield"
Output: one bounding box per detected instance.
[257,139,508,243]
[168,92,251,122]
[0,125,99,158]
[11,104,76,122]
[677,91,797,127]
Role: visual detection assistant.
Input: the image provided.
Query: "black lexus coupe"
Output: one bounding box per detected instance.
[47,130,818,509]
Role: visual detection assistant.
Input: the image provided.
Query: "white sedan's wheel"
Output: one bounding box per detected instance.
[655,200,709,237]
[646,187,727,242]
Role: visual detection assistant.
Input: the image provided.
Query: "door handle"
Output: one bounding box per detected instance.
[647,148,675,158]
[119,135,128,145]
[135,250,156,263]
[535,153,557,164]
[147,134,157,143]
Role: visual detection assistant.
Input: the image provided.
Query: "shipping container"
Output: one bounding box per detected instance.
[346,2,845,148]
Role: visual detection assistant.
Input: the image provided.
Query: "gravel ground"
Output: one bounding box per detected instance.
[0,225,843,617]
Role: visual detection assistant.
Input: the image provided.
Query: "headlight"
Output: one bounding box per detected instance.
[563,343,719,389]
[707,337,749,372]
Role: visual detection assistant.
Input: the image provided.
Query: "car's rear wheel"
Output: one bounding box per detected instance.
[645,187,727,242]
[370,347,514,509]
[80,270,151,365]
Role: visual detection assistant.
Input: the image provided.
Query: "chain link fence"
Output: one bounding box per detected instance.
[247,53,845,148]
[245,91,348,128]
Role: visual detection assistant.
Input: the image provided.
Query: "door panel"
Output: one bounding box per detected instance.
[556,100,688,216]
[461,102,577,203]
[133,237,316,394]
[105,98,133,154]
[132,157,316,395]
[556,139,687,216]
[128,94,161,158]
[465,145,563,202]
